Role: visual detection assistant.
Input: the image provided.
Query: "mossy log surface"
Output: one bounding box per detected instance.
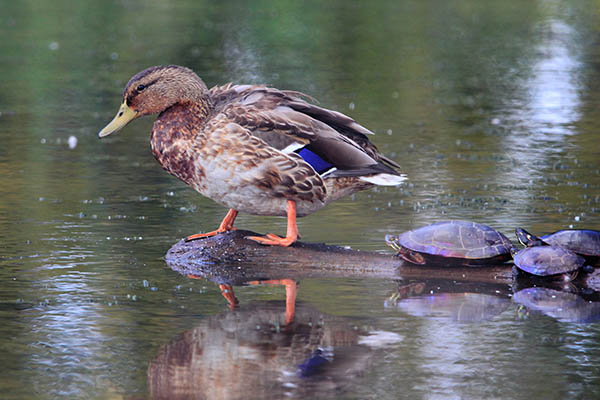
[165,230,515,286]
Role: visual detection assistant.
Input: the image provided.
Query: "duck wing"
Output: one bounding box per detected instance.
[209,84,401,178]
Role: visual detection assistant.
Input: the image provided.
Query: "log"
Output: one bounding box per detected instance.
[164,230,600,322]
[165,230,514,286]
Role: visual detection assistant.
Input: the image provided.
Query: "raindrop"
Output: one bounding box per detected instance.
[68,135,77,149]
[48,41,59,50]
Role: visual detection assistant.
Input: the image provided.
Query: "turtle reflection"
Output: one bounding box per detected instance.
[513,287,600,323]
[148,301,402,400]
[386,282,510,322]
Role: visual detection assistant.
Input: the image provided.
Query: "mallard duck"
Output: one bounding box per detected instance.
[99,65,406,246]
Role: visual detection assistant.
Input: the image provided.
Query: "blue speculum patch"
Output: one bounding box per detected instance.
[296,147,333,174]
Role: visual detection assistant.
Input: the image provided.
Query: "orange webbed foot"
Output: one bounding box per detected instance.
[185,227,236,242]
[246,233,297,247]
[185,209,238,242]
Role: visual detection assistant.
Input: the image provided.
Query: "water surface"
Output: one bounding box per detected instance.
[1,1,599,399]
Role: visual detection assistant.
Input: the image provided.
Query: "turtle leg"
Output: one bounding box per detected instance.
[565,269,579,282]
[399,249,426,265]
[185,209,238,241]
[246,200,299,247]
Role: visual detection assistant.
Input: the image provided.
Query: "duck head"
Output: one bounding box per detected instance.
[98,65,208,138]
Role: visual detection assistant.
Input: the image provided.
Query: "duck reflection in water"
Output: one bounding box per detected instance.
[188,275,297,325]
[147,295,402,400]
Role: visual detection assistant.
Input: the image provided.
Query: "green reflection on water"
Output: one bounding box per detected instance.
[1,0,600,398]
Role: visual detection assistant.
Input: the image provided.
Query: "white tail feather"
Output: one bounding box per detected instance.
[360,173,407,186]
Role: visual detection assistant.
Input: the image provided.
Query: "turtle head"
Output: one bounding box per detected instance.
[582,265,595,274]
[510,246,520,258]
[515,227,544,247]
[385,235,401,252]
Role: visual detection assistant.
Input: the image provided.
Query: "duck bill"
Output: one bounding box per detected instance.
[98,102,138,138]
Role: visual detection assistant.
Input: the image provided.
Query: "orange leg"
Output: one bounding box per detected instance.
[248,279,297,325]
[185,209,238,242]
[187,274,239,309]
[246,200,299,247]
[283,279,297,325]
[218,284,239,310]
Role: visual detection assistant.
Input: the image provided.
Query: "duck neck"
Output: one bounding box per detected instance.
[156,95,213,136]
[153,95,213,149]
[175,77,211,108]
[178,94,213,120]
[151,97,212,185]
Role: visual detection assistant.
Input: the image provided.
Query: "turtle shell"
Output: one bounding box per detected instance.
[386,220,514,266]
[539,230,600,257]
[512,246,585,276]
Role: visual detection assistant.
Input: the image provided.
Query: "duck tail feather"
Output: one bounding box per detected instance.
[359,173,408,186]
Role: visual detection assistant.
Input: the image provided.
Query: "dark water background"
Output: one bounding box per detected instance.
[1,1,599,399]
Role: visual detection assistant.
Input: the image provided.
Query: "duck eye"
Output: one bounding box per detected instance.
[137,84,146,92]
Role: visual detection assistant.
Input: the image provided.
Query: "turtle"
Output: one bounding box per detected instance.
[511,245,594,281]
[515,227,600,266]
[385,220,514,266]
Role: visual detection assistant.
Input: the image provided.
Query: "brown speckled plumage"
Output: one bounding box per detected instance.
[99,65,406,244]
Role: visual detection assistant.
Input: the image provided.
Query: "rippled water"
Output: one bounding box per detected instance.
[1,1,599,399]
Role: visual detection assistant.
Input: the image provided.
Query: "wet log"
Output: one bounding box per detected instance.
[165,230,514,286]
